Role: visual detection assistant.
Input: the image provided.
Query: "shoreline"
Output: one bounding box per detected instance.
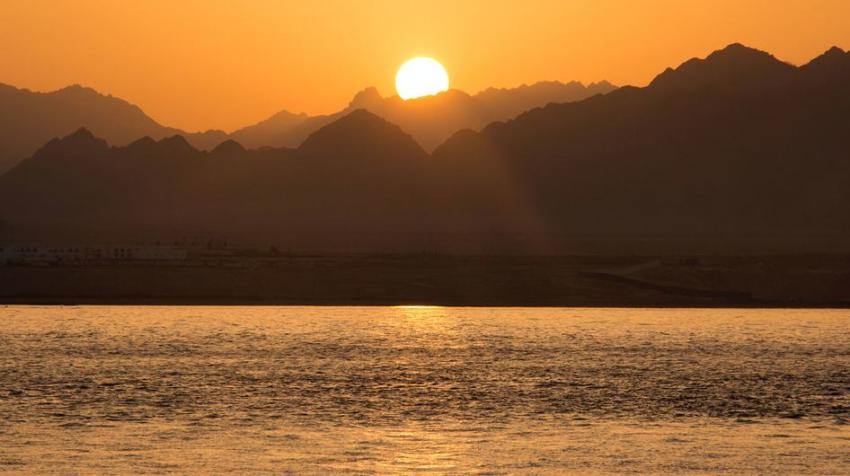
[2,254,848,308]
[3,300,849,309]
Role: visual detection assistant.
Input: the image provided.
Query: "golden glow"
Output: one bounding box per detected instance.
[395,58,450,100]
[395,305,447,321]
[1,1,849,131]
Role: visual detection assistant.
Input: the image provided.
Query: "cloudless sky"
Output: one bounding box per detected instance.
[2,0,849,131]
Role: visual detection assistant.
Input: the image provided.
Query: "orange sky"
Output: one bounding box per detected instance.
[2,0,849,132]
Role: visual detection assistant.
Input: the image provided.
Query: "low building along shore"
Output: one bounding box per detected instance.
[0,244,187,265]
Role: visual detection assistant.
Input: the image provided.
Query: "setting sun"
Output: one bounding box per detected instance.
[395,57,450,100]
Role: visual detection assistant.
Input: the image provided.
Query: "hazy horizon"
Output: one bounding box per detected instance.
[3,0,849,131]
[0,78,616,135]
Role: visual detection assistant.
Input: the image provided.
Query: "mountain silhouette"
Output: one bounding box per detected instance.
[649,43,796,92]
[210,139,247,159]
[798,46,850,85]
[0,82,227,173]
[0,44,848,253]
[229,81,617,151]
[229,109,309,150]
[0,110,438,250]
[475,80,616,120]
[431,43,850,252]
[299,108,427,159]
[0,79,613,174]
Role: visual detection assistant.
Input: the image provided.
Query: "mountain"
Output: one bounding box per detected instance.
[475,80,616,120]
[648,43,796,92]
[0,83,227,173]
[229,109,309,150]
[431,43,850,252]
[1,44,848,254]
[0,110,438,250]
[0,79,614,173]
[230,81,617,151]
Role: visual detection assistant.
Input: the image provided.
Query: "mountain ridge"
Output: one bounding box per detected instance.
[1,43,848,254]
[230,80,616,151]
[0,79,614,173]
[0,81,228,173]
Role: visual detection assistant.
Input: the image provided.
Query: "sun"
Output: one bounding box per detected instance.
[395,57,450,100]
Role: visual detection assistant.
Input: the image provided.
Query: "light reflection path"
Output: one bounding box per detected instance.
[0,305,848,473]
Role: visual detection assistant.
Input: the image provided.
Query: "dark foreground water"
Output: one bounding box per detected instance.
[0,306,848,474]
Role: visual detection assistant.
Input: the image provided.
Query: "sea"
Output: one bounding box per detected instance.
[0,306,848,474]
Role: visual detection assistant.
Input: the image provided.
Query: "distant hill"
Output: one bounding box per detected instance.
[0,80,613,173]
[1,44,848,254]
[230,81,616,151]
[0,111,435,250]
[475,80,617,119]
[431,43,850,252]
[0,83,227,173]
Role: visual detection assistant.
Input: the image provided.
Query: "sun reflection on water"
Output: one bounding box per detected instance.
[394,305,448,320]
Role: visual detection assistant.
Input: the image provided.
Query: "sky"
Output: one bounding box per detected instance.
[2,0,849,132]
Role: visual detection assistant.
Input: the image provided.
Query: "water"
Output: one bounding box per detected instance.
[0,306,848,474]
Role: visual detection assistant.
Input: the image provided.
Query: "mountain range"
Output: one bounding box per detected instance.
[229,81,616,151]
[0,83,228,174]
[1,44,848,254]
[0,79,614,173]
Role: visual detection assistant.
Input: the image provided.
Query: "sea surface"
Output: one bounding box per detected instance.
[0,306,848,474]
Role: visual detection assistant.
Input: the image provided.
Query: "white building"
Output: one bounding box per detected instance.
[0,245,187,265]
